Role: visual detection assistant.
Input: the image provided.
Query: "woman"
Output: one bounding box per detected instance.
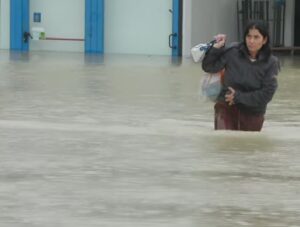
[202,20,279,131]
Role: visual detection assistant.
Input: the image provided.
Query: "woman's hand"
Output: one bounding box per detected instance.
[225,87,235,106]
[213,34,226,49]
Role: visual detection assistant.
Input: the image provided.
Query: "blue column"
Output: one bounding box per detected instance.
[172,0,181,56]
[85,0,104,53]
[10,0,30,51]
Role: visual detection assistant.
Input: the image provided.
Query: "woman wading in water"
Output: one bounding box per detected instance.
[202,20,280,131]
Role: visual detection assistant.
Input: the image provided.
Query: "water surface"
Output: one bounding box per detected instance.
[0,51,299,227]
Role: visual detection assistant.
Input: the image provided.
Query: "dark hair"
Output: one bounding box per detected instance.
[243,20,271,59]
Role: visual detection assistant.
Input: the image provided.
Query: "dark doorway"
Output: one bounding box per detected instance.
[295,0,300,46]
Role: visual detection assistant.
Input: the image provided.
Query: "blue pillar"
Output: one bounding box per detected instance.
[85,0,104,53]
[10,0,30,51]
[172,0,181,56]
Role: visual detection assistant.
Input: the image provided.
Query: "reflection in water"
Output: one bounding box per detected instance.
[170,56,182,66]
[0,51,300,227]
[207,132,275,152]
[9,50,30,62]
[84,53,105,65]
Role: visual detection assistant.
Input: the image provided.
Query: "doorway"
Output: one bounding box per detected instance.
[104,0,180,56]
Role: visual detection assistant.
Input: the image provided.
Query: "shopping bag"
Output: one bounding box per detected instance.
[201,69,225,102]
[191,40,216,62]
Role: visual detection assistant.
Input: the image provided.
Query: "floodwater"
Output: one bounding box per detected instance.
[0,50,299,227]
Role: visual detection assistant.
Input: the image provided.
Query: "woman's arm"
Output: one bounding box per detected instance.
[202,34,227,73]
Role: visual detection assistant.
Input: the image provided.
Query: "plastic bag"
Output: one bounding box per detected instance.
[201,70,224,102]
[191,40,216,62]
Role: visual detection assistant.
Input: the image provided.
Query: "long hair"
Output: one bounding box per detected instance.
[243,20,271,59]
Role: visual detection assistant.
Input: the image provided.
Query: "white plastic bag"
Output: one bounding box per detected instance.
[201,71,224,102]
[191,40,216,62]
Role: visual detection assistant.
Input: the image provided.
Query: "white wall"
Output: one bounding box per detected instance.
[105,0,172,55]
[185,0,295,56]
[30,0,84,52]
[0,0,10,49]
[182,0,192,56]
[285,0,294,46]
[190,0,238,48]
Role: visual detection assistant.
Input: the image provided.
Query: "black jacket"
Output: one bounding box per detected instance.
[202,42,279,114]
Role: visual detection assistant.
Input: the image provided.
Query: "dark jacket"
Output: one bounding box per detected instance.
[202,42,279,114]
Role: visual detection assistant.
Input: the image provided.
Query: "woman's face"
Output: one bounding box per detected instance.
[245,28,267,58]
